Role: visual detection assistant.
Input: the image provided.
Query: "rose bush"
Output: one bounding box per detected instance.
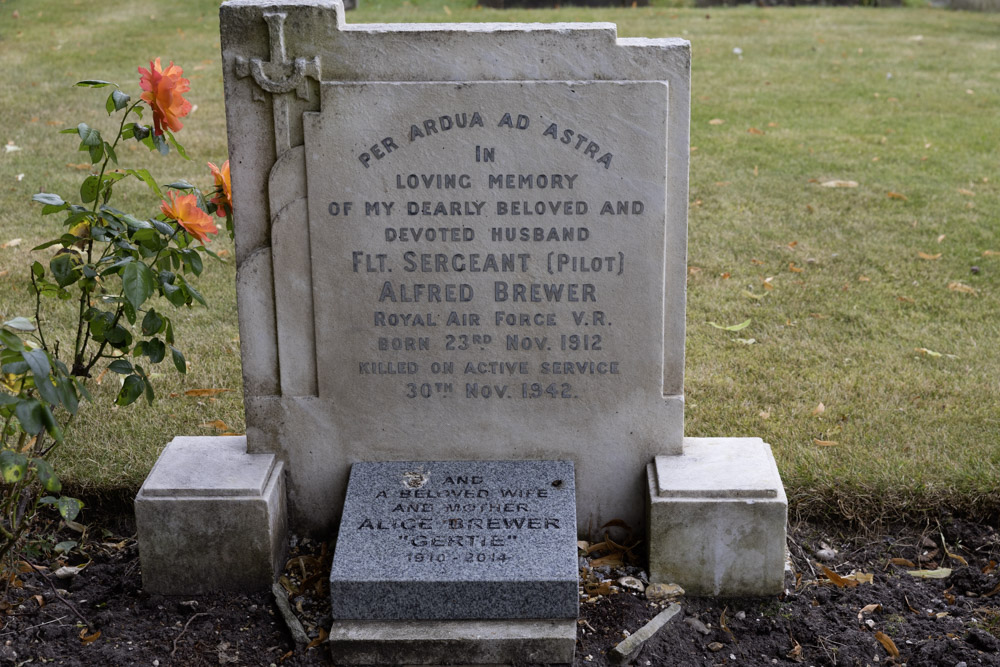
[1,60,230,563]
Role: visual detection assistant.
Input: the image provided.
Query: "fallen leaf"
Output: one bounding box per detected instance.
[750,258,764,265]
[735,337,756,345]
[982,560,997,575]
[789,262,803,273]
[887,191,908,201]
[768,122,779,128]
[858,603,882,622]
[818,564,857,588]
[305,627,328,650]
[857,275,871,282]
[947,281,977,295]
[984,581,1000,598]
[688,266,702,275]
[79,629,101,645]
[590,553,624,568]
[844,572,874,584]
[906,568,952,579]
[708,118,725,125]
[720,272,731,279]
[759,410,771,419]
[742,290,765,300]
[958,188,975,196]
[875,631,899,657]
[748,127,764,135]
[890,558,916,567]
[200,419,231,432]
[982,250,1000,257]
[914,347,943,357]
[708,319,751,332]
[918,252,941,260]
[184,388,231,397]
[937,234,946,243]
[897,296,914,303]
[813,439,839,447]
[821,180,858,188]
[811,403,826,416]
[1,238,22,249]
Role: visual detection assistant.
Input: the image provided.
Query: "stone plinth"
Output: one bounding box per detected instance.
[135,436,287,594]
[647,438,787,597]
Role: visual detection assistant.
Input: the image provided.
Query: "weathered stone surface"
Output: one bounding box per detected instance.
[328,618,576,665]
[330,460,578,620]
[135,436,287,594]
[647,438,787,597]
[220,0,691,534]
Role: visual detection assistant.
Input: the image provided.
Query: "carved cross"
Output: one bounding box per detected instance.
[234,12,322,154]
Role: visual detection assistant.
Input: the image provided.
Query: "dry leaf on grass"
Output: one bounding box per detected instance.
[820,180,858,188]
[184,388,231,397]
[813,439,839,447]
[887,191,908,201]
[1,238,22,249]
[958,188,975,196]
[708,118,725,125]
[948,282,977,295]
[200,420,232,432]
[811,402,826,416]
[918,252,942,260]
[982,250,1000,257]
[748,127,764,135]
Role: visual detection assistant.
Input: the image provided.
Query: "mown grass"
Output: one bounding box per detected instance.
[1,0,998,523]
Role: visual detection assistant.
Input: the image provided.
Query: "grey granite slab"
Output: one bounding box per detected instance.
[329,460,577,620]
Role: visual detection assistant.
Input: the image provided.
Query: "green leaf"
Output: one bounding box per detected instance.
[104,141,118,165]
[171,346,186,374]
[143,376,154,405]
[39,404,62,442]
[151,132,169,156]
[141,309,164,335]
[108,359,133,374]
[31,261,45,279]
[708,319,752,332]
[54,541,78,555]
[57,496,84,522]
[32,459,61,492]
[165,180,196,190]
[15,399,44,435]
[81,175,100,203]
[76,80,112,88]
[144,338,165,364]
[162,282,186,307]
[32,193,65,207]
[0,451,28,483]
[50,253,79,288]
[77,123,102,147]
[22,349,60,407]
[111,89,130,111]
[105,92,116,115]
[122,214,152,230]
[116,375,144,406]
[125,169,163,199]
[88,142,104,164]
[0,328,25,351]
[165,129,189,160]
[182,249,203,276]
[56,376,79,415]
[3,317,35,332]
[122,262,154,309]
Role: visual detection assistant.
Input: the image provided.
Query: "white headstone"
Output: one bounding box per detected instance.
[221,0,690,533]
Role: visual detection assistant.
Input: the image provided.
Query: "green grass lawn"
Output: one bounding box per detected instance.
[1,0,998,523]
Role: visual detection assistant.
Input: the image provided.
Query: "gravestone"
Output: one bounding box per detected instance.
[136,0,787,619]
[328,460,578,661]
[219,0,690,536]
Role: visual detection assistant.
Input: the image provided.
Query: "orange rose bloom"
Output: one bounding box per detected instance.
[208,160,232,217]
[160,192,218,245]
[138,58,192,136]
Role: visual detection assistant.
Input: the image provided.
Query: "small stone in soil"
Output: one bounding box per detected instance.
[708,641,724,652]
[685,617,711,635]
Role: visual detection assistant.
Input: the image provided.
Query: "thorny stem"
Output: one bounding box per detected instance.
[72,100,143,374]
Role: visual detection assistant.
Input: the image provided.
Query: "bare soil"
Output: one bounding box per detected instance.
[1,515,998,666]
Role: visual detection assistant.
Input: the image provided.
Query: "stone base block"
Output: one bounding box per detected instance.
[135,436,287,594]
[647,437,786,597]
[328,618,576,665]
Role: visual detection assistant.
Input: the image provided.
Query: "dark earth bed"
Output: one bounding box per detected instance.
[2,515,998,666]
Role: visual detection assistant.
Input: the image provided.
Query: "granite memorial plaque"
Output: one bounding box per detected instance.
[329,460,577,621]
